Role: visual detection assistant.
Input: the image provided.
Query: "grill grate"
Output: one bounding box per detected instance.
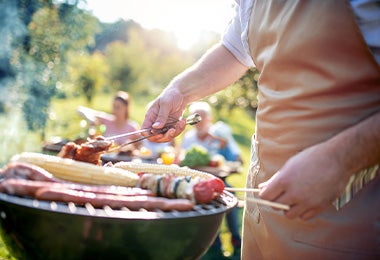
[0,191,237,220]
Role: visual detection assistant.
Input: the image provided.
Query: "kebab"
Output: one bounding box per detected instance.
[114,161,225,204]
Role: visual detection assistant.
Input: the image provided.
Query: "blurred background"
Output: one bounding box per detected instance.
[0,0,260,258]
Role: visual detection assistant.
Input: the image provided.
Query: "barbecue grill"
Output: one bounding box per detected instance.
[0,190,237,260]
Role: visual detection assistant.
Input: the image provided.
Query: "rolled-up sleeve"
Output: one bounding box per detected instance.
[222,1,255,67]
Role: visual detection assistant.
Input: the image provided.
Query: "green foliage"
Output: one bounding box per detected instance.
[208,68,259,118]
[91,19,134,52]
[7,0,100,135]
[104,41,137,93]
[1,0,260,143]
[0,235,15,260]
[67,52,109,104]
[3,0,259,140]
[180,145,211,167]
[104,27,193,96]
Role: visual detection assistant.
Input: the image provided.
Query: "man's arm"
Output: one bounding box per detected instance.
[259,110,380,220]
[172,43,249,104]
[142,44,248,141]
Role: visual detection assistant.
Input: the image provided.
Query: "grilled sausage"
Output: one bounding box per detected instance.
[0,162,61,182]
[0,179,154,197]
[35,187,195,211]
[0,178,42,197]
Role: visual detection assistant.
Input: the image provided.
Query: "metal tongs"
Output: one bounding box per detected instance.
[106,113,202,152]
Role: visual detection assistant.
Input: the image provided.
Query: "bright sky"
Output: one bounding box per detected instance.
[82,0,235,49]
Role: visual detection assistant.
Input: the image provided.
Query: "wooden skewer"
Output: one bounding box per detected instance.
[245,197,290,210]
[225,187,290,210]
[225,187,261,193]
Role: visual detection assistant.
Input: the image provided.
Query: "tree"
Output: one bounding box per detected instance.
[104,41,137,93]
[207,68,259,118]
[90,19,135,52]
[12,0,99,137]
[67,52,109,104]
[104,25,193,97]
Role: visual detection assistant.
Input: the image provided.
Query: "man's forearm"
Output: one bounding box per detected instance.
[167,43,248,104]
[324,110,380,176]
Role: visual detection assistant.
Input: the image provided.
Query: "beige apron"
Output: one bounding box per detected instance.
[242,1,380,259]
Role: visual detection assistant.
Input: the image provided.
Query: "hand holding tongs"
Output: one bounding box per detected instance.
[106,113,202,152]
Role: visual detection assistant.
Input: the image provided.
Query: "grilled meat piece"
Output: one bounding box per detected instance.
[58,136,113,165]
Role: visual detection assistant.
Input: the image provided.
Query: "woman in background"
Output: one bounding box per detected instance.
[77,91,139,145]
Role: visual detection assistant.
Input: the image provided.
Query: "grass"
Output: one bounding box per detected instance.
[0,93,254,259]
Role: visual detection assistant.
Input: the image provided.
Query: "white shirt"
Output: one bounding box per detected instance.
[181,129,220,157]
[222,0,380,67]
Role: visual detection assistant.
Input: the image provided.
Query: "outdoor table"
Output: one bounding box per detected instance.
[192,161,242,179]
[101,153,157,165]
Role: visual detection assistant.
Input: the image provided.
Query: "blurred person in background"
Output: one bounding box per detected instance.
[181,101,242,259]
[142,1,380,259]
[211,121,243,164]
[181,102,228,158]
[77,91,140,146]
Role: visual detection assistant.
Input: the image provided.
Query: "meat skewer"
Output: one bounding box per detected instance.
[138,173,225,204]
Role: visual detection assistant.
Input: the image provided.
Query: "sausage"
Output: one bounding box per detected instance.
[0,162,62,182]
[35,187,195,211]
[0,179,154,197]
[0,179,43,197]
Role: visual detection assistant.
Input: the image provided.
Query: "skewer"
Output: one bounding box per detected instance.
[225,187,261,193]
[245,197,290,210]
[226,188,290,210]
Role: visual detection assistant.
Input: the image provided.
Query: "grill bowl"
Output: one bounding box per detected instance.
[0,191,237,260]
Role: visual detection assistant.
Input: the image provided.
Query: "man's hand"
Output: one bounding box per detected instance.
[141,88,187,143]
[258,142,352,220]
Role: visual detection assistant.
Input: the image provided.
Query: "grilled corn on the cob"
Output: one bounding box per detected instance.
[11,152,139,186]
